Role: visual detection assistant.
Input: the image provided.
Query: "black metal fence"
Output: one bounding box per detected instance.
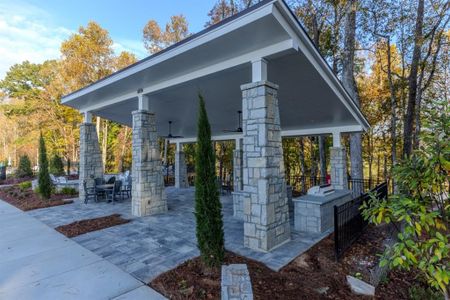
[288,175,328,196]
[347,178,379,196]
[334,181,388,260]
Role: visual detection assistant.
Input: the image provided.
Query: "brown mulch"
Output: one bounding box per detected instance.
[150,225,421,300]
[0,176,35,186]
[55,214,130,238]
[0,185,74,211]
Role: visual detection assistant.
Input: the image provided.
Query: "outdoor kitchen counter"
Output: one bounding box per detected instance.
[293,189,352,234]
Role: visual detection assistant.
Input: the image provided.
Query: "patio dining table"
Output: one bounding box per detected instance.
[96,184,114,190]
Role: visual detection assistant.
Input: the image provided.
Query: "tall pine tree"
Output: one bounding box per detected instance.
[38,133,52,199]
[194,94,225,268]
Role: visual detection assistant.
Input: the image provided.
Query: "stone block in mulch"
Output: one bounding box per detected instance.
[221,264,253,300]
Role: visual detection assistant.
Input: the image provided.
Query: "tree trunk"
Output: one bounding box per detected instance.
[342,0,363,180]
[298,137,307,193]
[318,136,326,182]
[310,137,318,178]
[403,0,424,157]
[96,116,101,140]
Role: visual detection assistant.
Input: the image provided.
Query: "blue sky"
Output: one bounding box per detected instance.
[0,0,216,78]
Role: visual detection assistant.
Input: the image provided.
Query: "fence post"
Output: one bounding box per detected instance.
[334,205,339,261]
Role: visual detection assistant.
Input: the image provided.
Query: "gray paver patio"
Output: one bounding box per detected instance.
[28,187,330,283]
[0,200,165,300]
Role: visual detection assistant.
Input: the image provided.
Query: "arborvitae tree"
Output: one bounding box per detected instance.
[16,155,33,178]
[49,154,65,176]
[194,94,225,268]
[38,133,52,199]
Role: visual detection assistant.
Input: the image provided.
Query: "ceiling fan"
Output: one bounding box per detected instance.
[162,121,184,139]
[222,110,243,133]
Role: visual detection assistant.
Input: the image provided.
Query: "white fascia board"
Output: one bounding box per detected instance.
[271,1,370,131]
[62,2,275,104]
[81,39,296,113]
[168,125,363,144]
[281,125,364,137]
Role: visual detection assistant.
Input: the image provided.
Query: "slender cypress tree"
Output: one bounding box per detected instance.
[194,94,225,267]
[49,154,65,176]
[38,133,52,199]
[17,155,33,178]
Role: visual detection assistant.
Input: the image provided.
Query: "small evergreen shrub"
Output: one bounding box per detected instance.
[49,154,65,176]
[18,181,32,191]
[59,187,77,196]
[38,133,52,199]
[16,155,33,178]
[194,94,225,268]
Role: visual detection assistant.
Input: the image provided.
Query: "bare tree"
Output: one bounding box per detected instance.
[342,0,363,180]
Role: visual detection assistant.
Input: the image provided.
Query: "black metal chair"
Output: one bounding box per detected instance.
[83,180,97,204]
[94,177,106,199]
[106,180,122,204]
[106,176,116,184]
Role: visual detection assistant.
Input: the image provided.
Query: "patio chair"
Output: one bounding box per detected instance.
[121,176,132,199]
[83,180,97,204]
[106,176,116,184]
[94,177,106,199]
[50,174,59,185]
[106,180,122,204]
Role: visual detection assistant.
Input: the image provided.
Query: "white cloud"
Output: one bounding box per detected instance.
[113,39,148,60]
[0,1,146,79]
[0,1,73,79]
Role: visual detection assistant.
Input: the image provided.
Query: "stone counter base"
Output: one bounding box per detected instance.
[293,189,352,233]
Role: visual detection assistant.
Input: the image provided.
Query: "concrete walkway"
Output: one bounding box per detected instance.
[0,200,166,300]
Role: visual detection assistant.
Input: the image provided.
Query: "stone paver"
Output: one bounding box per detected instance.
[0,200,165,300]
[28,187,329,283]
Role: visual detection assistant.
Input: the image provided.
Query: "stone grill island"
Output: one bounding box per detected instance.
[293,188,352,234]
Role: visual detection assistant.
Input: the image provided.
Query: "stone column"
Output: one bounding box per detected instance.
[330,147,348,190]
[232,139,245,218]
[131,110,167,216]
[79,122,103,201]
[175,146,188,188]
[241,81,290,252]
[233,139,243,192]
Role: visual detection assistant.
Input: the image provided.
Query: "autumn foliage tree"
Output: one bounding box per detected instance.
[143,15,189,54]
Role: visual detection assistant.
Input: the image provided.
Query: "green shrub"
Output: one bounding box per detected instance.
[18,181,32,191]
[49,154,65,176]
[409,285,444,300]
[59,187,77,196]
[16,155,33,178]
[38,133,52,199]
[362,99,449,296]
[194,94,224,268]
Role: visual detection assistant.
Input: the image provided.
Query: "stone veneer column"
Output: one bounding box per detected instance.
[132,110,167,216]
[175,150,188,188]
[79,123,103,201]
[241,81,290,252]
[232,139,245,218]
[330,147,348,190]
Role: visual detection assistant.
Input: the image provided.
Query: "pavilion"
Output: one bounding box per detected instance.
[62,0,369,252]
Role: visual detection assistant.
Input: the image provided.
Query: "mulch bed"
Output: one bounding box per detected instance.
[55,214,130,238]
[0,185,74,211]
[150,225,421,300]
[0,176,35,186]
